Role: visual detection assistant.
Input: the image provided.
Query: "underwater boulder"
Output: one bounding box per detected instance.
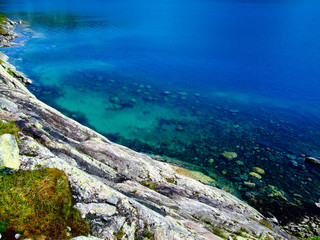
[221,151,237,160]
[305,157,320,166]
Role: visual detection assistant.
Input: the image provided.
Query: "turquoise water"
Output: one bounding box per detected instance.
[1,0,320,223]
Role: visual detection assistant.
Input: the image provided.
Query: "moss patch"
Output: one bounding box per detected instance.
[115,227,125,240]
[6,68,15,77]
[142,181,156,190]
[0,121,20,139]
[165,177,176,184]
[0,14,7,25]
[136,228,154,240]
[0,168,89,240]
[260,219,274,231]
[210,227,226,239]
[0,29,7,35]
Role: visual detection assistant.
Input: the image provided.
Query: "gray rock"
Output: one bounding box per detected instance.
[0,134,20,171]
[0,52,9,62]
[0,97,18,113]
[71,237,102,240]
[75,203,117,218]
[18,136,54,158]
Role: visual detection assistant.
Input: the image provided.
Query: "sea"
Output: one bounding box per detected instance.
[1,0,320,223]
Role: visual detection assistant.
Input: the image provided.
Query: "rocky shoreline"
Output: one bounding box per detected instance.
[0,16,312,239]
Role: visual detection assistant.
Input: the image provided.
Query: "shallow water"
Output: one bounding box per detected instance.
[1,0,320,222]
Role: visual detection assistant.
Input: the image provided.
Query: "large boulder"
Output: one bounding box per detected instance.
[0,133,20,171]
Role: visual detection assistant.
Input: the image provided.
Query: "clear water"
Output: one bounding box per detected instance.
[1,0,320,223]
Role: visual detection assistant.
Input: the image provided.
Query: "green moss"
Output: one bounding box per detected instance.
[0,14,7,25]
[136,228,154,240]
[240,227,249,233]
[132,189,137,194]
[0,168,89,240]
[6,68,15,77]
[165,178,176,184]
[235,227,250,237]
[193,214,226,238]
[305,237,320,240]
[260,219,274,231]
[115,227,125,240]
[0,121,20,139]
[142,181,156,190]
[0,29,7,35]
[210,227,226,239]
[263,237,273,240]
[192,214,213,226]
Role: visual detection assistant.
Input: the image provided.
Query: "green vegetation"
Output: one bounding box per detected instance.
[0,121,20,139]
[260,219,274,231]
[0,13,7,25]
[142,181,156,190]
[192,214,212,225]
[0,13,7,35]
[0,29,7,35]
[6,68,15,77]
[0,168,89,240]
[136,228,154,240]
[305,237,320,240]
[165,177,176,184]
[263,237,273,240]
[210,227,226,239]
[115,227,125,240]
[132,188,137,194]
[234,227,250,237]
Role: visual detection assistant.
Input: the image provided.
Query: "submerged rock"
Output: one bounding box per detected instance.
[221,151,237,160]
[252,167,265,175]
[305,157,320,166]
[249,172,262,180]
[244,181,256,188]
[0,133,20,171]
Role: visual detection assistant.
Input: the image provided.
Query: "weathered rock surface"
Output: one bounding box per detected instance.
[71,237,103,240]
[0,133,20,171]
[0,19,295,239]
[0,18,18,48]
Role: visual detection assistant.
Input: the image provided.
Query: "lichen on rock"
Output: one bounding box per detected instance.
[0,133,20,171]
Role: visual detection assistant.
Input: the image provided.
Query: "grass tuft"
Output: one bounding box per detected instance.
[0,121,20,139]
[0,168,89,240]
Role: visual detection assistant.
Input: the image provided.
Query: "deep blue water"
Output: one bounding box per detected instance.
[1,0,320,222]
